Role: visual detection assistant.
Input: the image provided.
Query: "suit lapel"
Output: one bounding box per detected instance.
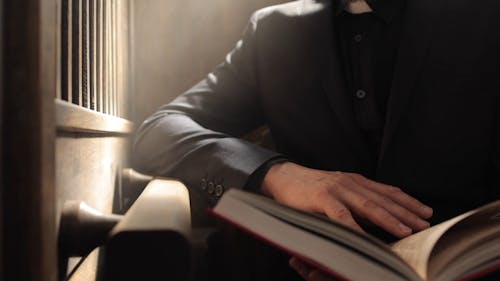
[378,0,447,164]
[316,1,373,164]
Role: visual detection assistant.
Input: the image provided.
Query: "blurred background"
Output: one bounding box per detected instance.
[1,1,289,281]
[132,0,289,125]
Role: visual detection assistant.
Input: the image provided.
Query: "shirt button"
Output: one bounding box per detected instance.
[207,181,215,194]
[354,34,363,43]
[355,89,367,99]
[200,178,207,190]
[215,185,225,197]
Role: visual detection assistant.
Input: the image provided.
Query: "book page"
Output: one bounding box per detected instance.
[432,237,500,281]
[390,212,472,280]
[427,201,500,280]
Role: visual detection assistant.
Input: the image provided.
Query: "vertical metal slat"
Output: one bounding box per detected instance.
[111,0,117,116]
[71,0,82,106]
[89,0,96,110]
[97,0,103,113]
[82,0,89,108]
[102,0,108,114]
[116,0,123,117]
[61,0,71,102]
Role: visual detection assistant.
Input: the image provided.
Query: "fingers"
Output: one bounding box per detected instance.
[346,194,413,238]
[308,271,334,281]
[376,199,430,231]
[321,197,366,234]
[290,257,312,280]
[323,173,431,237]
[262,161,433,239]
[344,178,430,231]
[290,257,337,281]
[349,173,433,219]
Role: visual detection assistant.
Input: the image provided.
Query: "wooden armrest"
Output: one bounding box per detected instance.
[102,178,192,281]
[59,176,192,281]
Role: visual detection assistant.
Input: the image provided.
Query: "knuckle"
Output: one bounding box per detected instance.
[387,186,402,194]
[332,174,348,186]
[361,199,378,210]
[380,196,394,206]
[403,209,415,218]
[333,171,344,177]
[331,171,346,182]
[333,207,351,220]
[323,177,343,194]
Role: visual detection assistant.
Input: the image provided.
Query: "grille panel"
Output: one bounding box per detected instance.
[59,0,130,118]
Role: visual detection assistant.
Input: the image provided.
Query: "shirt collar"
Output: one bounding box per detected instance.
[333,0,403,23]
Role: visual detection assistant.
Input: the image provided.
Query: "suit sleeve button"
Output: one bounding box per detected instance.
[207,182,215,194]
[215,185,225,197]
[201,178,207,190]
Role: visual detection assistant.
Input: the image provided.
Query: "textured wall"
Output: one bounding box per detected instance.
[132,0,290,124]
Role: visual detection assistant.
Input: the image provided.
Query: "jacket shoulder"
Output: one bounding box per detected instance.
[251,0,330,23]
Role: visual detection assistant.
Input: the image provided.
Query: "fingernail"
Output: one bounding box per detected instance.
[398,223,412,235]
[421,206,433,217]
[419,220,430,229]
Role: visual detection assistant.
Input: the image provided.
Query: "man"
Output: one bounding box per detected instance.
[133,0,500,280]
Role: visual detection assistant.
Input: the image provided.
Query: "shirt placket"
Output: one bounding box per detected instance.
[351,15,383,160]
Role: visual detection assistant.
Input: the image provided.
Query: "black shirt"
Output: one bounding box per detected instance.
[246,0,407,190]
[334,0,407,162]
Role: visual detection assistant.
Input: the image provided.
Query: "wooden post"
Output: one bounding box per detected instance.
[1,0,57,280]
[0,0,4,278]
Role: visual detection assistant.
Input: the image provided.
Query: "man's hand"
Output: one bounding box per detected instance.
[289,257,336,281]
[261,162,433,238]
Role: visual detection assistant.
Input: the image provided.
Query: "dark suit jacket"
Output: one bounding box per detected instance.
[133,0,500,225]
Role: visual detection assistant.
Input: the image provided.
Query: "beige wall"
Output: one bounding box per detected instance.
[132,0,290,124]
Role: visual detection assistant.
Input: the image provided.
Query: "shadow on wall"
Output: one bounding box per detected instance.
[132,0,289,125]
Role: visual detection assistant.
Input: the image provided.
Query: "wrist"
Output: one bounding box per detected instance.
[245,157,287,192]
[261,161,289,197]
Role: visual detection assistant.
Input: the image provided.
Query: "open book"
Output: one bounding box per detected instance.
[211,189,500,281]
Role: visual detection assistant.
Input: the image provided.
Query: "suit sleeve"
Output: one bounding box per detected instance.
[132,11,282,205]
[493,97,500,199]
